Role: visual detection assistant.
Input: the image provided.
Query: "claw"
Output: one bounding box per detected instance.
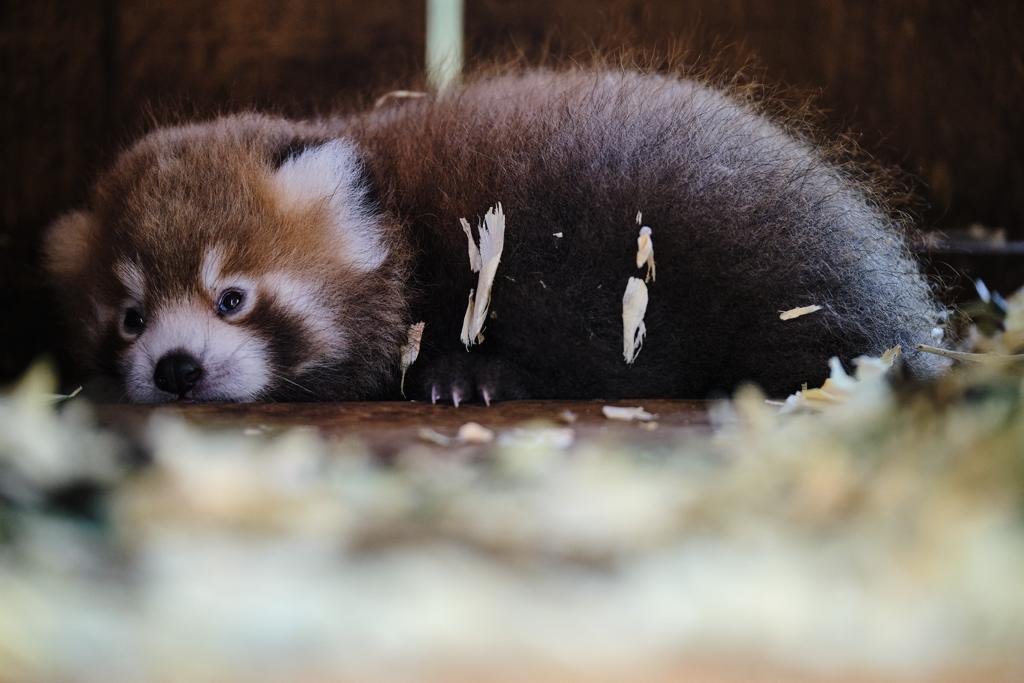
[431,384,440,405]
[451,388,462,408]
[481,388,492,407]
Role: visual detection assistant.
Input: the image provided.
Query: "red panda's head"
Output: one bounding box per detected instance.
[44,115,409,402]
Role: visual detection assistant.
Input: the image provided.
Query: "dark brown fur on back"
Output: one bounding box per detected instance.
[338,69,946,399]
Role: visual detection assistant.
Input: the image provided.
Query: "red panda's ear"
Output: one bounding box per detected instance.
[43,210,99,286]
[269,140,388,272]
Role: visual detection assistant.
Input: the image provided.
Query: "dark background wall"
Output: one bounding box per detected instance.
[2,0,1022,382]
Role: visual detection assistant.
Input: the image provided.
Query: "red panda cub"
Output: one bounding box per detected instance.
[44,69,947,403]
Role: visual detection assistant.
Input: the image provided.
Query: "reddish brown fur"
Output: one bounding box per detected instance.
[45,68,946,402]
[47,115,411,400]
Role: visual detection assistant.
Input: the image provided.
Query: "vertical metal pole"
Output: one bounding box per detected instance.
[426,0,464,91]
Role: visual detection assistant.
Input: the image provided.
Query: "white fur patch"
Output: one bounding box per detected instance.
[261,271,346,366]
[123,299,270,402]
[200,246,259,319]
[114,261,146,301]
[201,247,225,293]
[271,140,388,272]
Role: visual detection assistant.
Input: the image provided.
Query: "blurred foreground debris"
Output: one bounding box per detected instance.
[1,288,1023,682]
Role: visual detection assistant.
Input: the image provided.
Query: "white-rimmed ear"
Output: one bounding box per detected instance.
[271,140,387,272]
[43,210,98,285]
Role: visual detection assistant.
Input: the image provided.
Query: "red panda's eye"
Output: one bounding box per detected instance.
[217,289,245,315]
[123,308,145,335]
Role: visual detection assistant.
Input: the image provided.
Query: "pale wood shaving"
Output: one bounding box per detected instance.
[781,346,901,413]
[916,344,1024,364]
[373,90,427,108]
[418,428,452,446]
[399,322,426,397]
[456,422,495,444]
[558,409,578,424]
[636,225,656,282]
[459,218,482,272]
[622,277,649,364]
[602,405,656,422]
[460,204,505,348]
[779,305,822,321]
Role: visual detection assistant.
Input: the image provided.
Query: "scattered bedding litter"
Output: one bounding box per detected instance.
[1,288,1023,682]
[459,204,505,348]
[621,277,649,364]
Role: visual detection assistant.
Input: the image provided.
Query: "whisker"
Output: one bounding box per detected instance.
[268,370,318,397]
[223,338,249,364]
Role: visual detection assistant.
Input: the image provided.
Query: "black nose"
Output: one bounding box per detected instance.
[153,351,203,397]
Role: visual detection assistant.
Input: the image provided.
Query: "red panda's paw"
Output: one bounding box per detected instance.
[415,353,528,406]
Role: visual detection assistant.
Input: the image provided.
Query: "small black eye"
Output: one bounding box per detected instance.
[217,289,245,315]
[123,308,145,335]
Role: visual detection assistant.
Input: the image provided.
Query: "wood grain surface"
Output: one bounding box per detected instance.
[95,398,714,457]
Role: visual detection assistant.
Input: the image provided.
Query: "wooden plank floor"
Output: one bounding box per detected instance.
[95,399,714,454]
